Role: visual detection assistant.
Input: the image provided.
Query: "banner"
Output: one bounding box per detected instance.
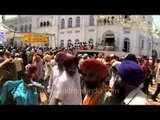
[23,33,49,44]
[0,31,6,41]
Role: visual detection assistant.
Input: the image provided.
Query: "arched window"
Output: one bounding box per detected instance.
[21,25,23,32]
[141,39,144,50]
[29,24,32,32]
[67,39,72,46]
[60,40,64,47]
[89,39,94,46]
[75,39,79,45]
[68,18,72,28]
[40,22,43,27]
[15,27,17,31]
[89,16,94,26]
[44,22,46,27]
[61,19,65,28]
[76,16,80,27]
[123,38,130,52]
[25,25,28,32]
[47,21,50,26]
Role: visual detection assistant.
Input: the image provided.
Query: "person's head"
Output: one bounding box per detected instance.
[55,52,66,68]
[35,55,41,63]
[112,75,126,101]
[15,53,20,57]
[80,59,108,90]
[98,53,103,58]
[43,54,51,62]
[118,60,144,92]
[28,64,37,73]
[125,54,138,64]
[22,71,32,84]
[112,61,121,73]
[63,54,79,77]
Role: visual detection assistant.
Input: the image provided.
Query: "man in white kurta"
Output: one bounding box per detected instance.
[48,65,64,102]
[49,70,82,105]
[49,54,82,105]
[123,87,148,105]
[47,52,66,103]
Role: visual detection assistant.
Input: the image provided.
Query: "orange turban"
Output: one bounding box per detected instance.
[110,59,117,65]
[35,55,41,62]
[80,58,108,79]
[98,53,103,58]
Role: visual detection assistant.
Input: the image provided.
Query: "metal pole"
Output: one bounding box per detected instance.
[12,31,16,46]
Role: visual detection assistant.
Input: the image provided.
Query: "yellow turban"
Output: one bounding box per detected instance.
[44,55,52,62]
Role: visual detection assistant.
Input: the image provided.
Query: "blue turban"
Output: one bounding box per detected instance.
[118,60,144,87]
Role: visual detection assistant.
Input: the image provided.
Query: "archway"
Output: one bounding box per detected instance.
[67,39,72,47]
[88,39,94,46]
[123,38,130,52]
[60,40,64,47]
[102,30,115,46]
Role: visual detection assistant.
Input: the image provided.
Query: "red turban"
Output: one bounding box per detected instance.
[28,64,37,73]
[80,58,108,79]
[55,52,66,60]
[63,54,79,69]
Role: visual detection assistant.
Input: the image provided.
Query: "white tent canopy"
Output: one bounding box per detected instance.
[0,22,14,32]
[6,32,24,39]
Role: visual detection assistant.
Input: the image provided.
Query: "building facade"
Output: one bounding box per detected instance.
[3,15,160,57]
[3,15,32,46]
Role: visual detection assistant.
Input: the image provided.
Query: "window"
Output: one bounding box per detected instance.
[29,24,32,32]
[15,27,17,31]
[68,18,72,28]
[21,25,23,32]
[75,39,79,45]
[124,29,130,34]
[44,22,46,27]
[47,21,50,26]
[76,16,80,27]
[148,42,151,50]
[61,19,65,28]
[89,16,94,26]
[67,39,72,46]
[141,40,144,50]
[40,22,43,27]
[25,25,28,32]
[89,39,94,46]
[60,40,64,47]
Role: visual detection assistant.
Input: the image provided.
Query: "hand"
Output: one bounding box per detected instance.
[26,84,35,88]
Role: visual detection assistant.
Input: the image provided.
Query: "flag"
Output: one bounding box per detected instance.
[0,31,6,41]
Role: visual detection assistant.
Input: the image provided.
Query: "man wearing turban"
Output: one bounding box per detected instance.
[34,55,43,82]
[49,54,82,105]
[48,52,66,103]
[118,60,148,105]
[80,59,111,105]
[151,58,160,101]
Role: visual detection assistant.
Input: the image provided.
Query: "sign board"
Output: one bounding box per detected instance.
[23,33,49,44]
[0,31,6,41]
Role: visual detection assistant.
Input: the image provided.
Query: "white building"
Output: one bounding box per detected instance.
[3,15,32,46]
[3,15,160,57]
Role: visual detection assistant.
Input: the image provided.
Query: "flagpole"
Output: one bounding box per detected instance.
[12,31,15,46]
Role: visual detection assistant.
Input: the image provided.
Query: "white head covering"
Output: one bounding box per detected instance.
[112,61,121,70]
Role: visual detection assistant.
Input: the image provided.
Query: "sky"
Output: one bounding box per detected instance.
[0,15,160,30]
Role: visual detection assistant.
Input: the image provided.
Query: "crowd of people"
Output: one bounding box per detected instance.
[0,44,159,105]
